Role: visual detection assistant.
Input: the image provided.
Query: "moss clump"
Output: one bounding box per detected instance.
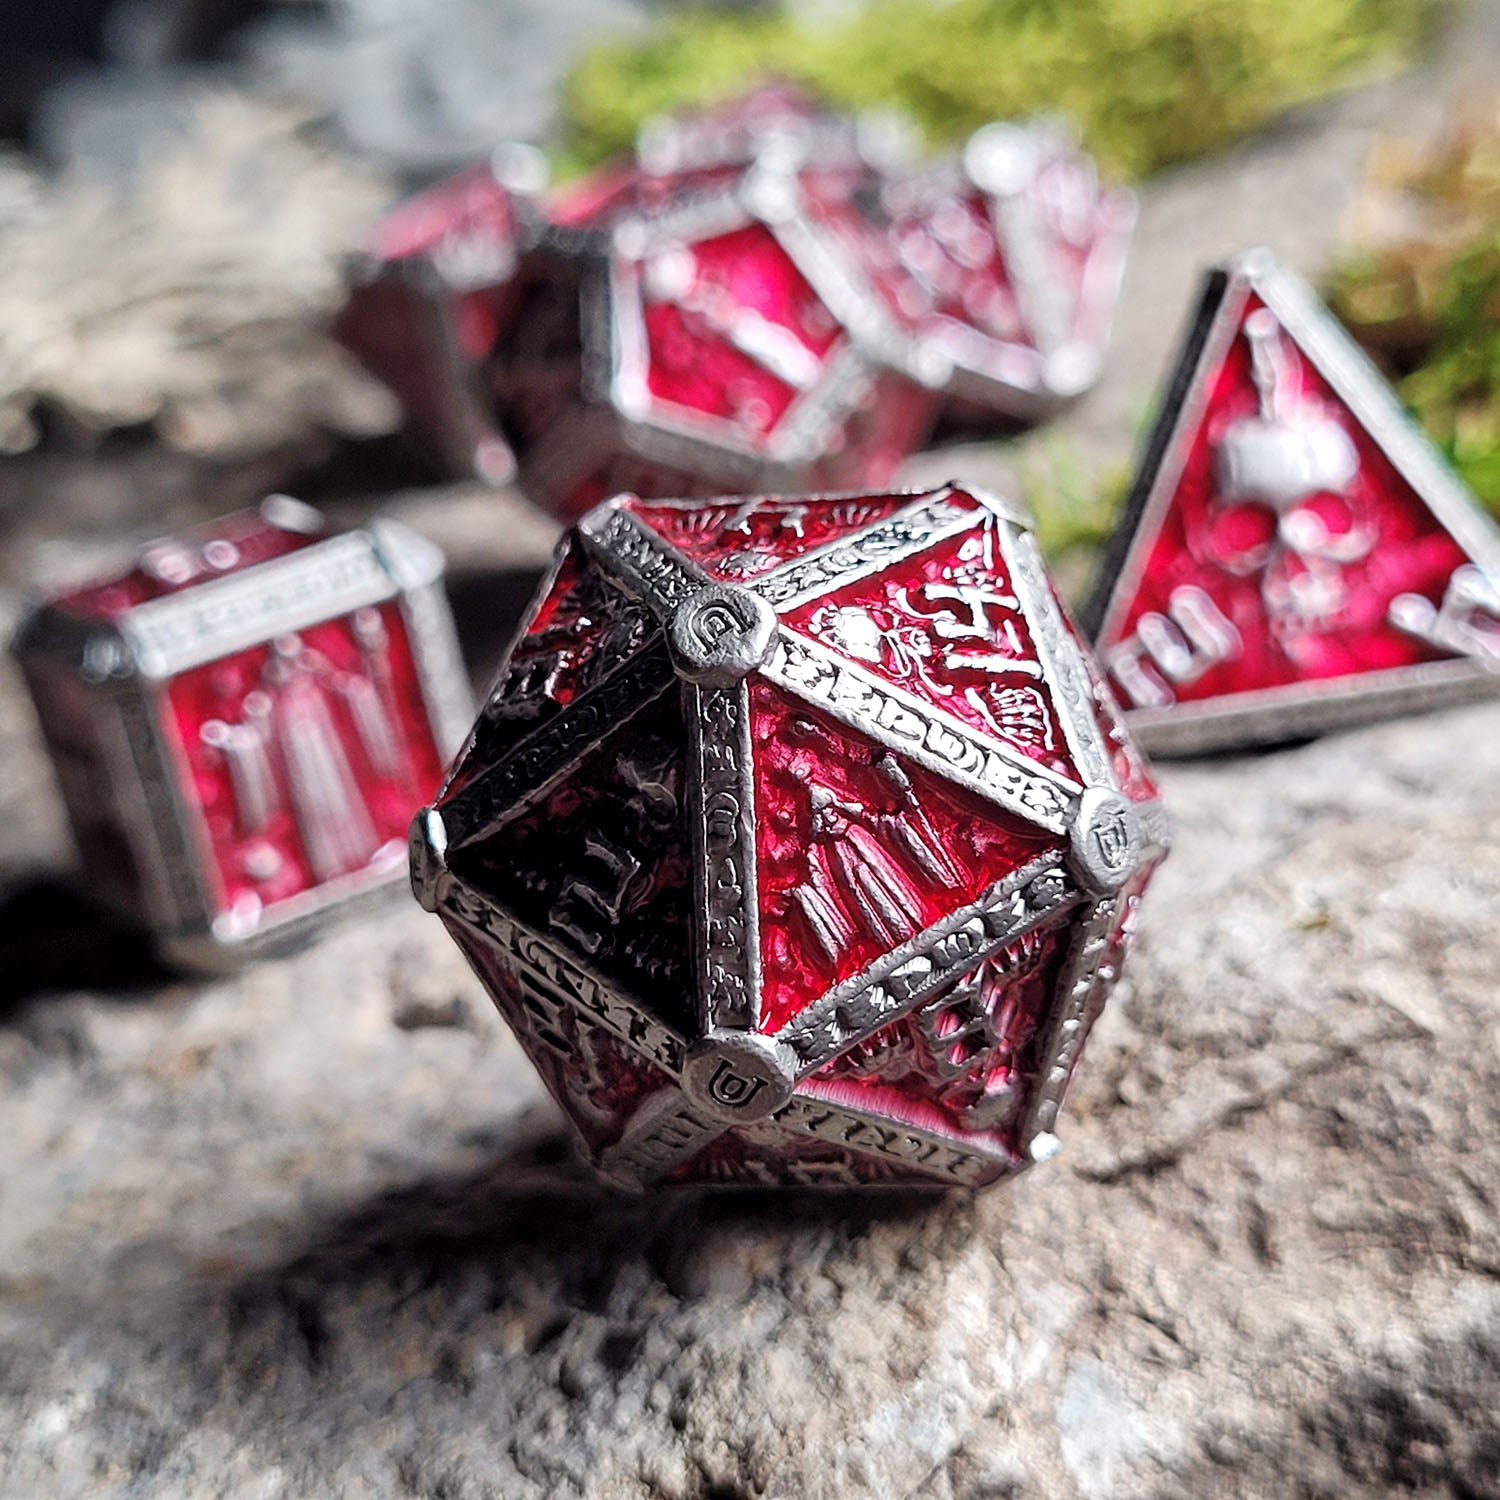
[559,0,1441,181]
[1330,108,1500,514]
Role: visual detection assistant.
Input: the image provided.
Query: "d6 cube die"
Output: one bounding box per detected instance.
[14,496,471,968]
[412,484,1168,1189]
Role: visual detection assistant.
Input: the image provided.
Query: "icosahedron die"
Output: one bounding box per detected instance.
[1085,249,1500,753]
[13,497,472,968]
[411,484,1169,1189]
[490,146,938,522]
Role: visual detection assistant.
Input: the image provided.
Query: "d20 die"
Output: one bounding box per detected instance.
[880,117,1136,421]
[14,496,472,968]
[411,483,1169,1189]
[335,145,549,484]
[1084,249,1500,754]
[493,154,939,522]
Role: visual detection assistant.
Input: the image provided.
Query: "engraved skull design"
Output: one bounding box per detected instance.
[1203,309,1373,648]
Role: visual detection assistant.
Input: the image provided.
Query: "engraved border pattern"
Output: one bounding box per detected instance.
[761,629,1077,831]
[776,851,1080,1073]
[687,681,764,1030]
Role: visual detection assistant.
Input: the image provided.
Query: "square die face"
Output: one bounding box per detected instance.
[165,601,446,930]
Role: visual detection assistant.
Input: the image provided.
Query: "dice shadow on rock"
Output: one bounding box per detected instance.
[0,871,172,1011]
[223,1128,949,1356]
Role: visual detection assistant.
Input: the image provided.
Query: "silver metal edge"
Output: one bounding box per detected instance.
[434,531,574,802]
[1127,653,1500,755]
[119,530,403,682]
[760,628,1078,833]
[685,680,763,1031]
[109,685,216,940]
[397,580,475,764]
[775,850,1080,1074]
[1091,265,1248,649]
[769,1088,1015,1187]
[750,486,983,609]
[1251,252,1500,579]
[998,520,1117,791]
[577,502,712,618]
[433,874,688,1075]
[1019,893,1122,1158]
[436,637,676,852]
[594,1091,728,1190]
[1091,251,1500,738]
[162,852,413,971]
[364,516,447,592]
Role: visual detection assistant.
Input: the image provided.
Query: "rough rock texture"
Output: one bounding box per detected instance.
[4,635,1500,1498]
[6,15,1500,1500]
[0,90,395,461]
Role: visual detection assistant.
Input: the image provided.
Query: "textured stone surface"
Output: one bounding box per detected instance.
[4,611,1500,1497]
[6,18,1500,1499]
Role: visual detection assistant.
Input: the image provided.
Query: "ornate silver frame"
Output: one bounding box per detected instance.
[1083,248,1500,755]
[414,483,1169,1188]
[14,510,472,969]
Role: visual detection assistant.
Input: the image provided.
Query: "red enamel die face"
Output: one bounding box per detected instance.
[17,499,468,964]
[613,214,853,452]
[416,484,1168,1190]
[1087,253,1500,753]
[882,121,1135,413]
[168,601,447,939]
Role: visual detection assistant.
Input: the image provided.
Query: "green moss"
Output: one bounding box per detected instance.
[1328,112,1500,516]
[559,0,1441,182]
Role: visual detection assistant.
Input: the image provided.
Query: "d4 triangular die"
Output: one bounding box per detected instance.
[412,485,1170,1189]
[1085,249,1500,753]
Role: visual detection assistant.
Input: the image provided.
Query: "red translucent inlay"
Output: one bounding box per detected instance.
[890,189,1026,347]
[779,515,1080,782]
[637,223,843,438]
[807,921,1070,1156]
[448,924,671,1152]
[623,492,914,583]
[166,601,445,923]
[750,680,1060,1034]
[1103,291,1472,707]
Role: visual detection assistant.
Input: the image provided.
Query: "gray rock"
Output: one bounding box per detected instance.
[240,0,647,175]
[2,598,1500,1497]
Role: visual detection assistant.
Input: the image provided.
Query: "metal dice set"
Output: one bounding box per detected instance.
[412,485,1168,1188]
[337,83,1136,519]
[13,497,471,968]
[14,83,1500,1193]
